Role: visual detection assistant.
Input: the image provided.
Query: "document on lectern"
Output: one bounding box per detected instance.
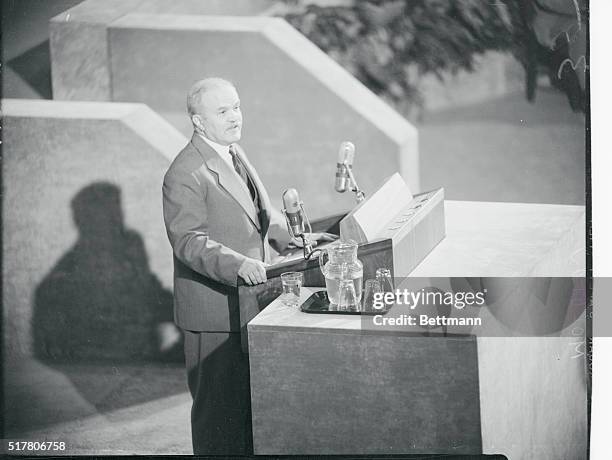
[339,173,413,243]
[339,173,445,275]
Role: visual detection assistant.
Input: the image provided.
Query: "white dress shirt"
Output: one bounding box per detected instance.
[197,133,235,171]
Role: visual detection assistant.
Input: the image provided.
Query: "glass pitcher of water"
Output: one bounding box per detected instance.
[319,239,363,307]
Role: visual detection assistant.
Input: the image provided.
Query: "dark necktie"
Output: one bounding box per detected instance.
[229,144,249,186]
[229,144,260,212]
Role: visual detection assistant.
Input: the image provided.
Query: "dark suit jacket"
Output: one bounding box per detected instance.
[162,134,290,332]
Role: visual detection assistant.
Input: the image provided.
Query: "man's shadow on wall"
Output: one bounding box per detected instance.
[33,182,182,363]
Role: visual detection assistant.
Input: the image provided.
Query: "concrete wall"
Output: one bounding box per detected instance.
[49,0,275,101]
[117,14,417,216]
[1,0,83,99]
[2,99,186,360]
[479,336,588,460]
[50,11,418,217]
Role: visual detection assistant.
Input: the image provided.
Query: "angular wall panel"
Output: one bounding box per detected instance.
[107,15,418,215]
[49,0,276,100]
[2,99,186,360]
[50,9,418,216]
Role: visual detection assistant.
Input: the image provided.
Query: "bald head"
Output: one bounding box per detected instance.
[187,77,236,117]
[187,77,243,145]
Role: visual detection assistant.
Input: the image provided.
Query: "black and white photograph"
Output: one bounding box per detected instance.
[1,0,607,458]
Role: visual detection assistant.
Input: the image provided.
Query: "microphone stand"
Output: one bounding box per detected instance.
[345,162,366,203]
[282,202,316,259]
[299,235,314,260]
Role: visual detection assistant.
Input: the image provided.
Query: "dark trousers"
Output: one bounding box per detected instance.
[183,330,252,455]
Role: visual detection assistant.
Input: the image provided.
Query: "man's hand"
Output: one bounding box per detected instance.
[238,258,267,285]
[290,232,338,248]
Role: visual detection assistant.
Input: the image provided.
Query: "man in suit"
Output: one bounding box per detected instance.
[162,78,328,455]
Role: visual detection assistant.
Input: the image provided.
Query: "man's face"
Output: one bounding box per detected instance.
[194,85,242,146]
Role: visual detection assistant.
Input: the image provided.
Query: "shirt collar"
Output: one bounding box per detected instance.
[197,133,238,172]
[197,132,231,157]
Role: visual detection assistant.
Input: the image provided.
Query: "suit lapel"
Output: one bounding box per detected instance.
[191,135,261,231]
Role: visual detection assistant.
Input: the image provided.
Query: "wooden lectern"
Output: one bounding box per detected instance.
[238,173,445,349]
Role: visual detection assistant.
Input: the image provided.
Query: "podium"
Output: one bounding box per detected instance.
[247,201,587,456]
[238,174,446,349]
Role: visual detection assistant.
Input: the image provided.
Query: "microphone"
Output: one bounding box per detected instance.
[282,188,314,258]
[282,188,306,237]
[335,141,355,193]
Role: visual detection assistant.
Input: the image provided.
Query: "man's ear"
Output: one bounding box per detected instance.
[191,114,202,130]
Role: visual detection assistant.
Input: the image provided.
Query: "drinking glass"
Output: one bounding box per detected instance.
[376,268,394,294]
[338,279,359,312]
[280,272,303,308]
[363,279,382,312]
